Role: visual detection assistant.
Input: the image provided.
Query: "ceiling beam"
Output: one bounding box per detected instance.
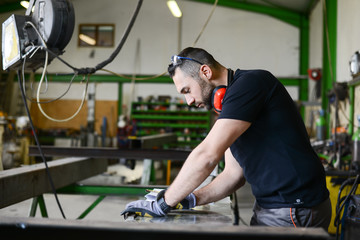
[190,0,303,28]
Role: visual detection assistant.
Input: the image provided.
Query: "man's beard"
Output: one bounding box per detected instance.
[199,80,215,110]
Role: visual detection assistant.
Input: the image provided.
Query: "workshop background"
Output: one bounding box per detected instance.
[1,0,360,239]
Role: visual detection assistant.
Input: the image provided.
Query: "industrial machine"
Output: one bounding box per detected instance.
[2,0,74,71]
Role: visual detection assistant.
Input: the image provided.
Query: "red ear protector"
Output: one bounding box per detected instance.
[211,69,233,114]
[212,86,226,113]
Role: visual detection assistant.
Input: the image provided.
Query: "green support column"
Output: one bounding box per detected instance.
[322,0,337,138]
[29,195,48,218]
[118,82,123,116]
[299,15,310,118]
[349,85,355,135]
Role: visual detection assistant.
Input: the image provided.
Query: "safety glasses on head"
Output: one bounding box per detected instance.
[171,55,203,66]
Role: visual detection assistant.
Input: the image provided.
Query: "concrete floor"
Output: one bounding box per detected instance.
[0,161,255,225]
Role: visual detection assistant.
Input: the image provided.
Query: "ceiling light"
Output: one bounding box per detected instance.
[20,1,29,9]
[20,1,35,13]
[2,0,75,70]
[167,0,182,18]
[79,34,96,46]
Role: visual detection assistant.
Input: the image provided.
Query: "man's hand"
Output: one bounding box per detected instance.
[175,193,197,210]
[121,190,197,218]
[121,199,165,218]
[121,190,171,218]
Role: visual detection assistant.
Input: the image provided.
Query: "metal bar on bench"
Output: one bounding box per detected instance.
[57,184,166,196]
[28,146,190,161]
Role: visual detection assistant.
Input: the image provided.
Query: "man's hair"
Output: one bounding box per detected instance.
[168,47,221,80]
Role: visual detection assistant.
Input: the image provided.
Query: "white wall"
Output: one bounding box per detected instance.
[304,1,323,130]
[337,0,360,126]
[44,0,299,76]
[337,0,360,82]
[307,0,360,85]
[1,0,300,112]
[309,2,323,101]
[307,0,360,129]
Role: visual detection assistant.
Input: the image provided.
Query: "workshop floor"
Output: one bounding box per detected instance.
[0,161,255,226]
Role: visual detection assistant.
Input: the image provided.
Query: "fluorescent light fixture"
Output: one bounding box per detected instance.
[20,1,35,13]
[2,15,22,70]
[2,0,74,70]
[20,1,29,9]
[79,33,96,46]
[167,0,182,18]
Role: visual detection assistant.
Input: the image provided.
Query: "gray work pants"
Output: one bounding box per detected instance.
[250,198,332,230]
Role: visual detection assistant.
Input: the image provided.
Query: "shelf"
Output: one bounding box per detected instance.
[132,114,209,121]
[130,101,212,149]
[135,129,206,137]
[136,122,209,129]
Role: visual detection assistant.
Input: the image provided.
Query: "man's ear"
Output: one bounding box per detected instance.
[200,65,212,82]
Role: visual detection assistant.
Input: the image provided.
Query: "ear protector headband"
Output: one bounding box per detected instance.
[211,69,233,114]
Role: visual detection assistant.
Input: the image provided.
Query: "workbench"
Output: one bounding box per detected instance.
[0,163,329,240]
[0,146,330,239]
[0,197,329,240]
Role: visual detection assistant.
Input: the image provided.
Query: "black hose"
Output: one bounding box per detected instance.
[232,192,239,225]
[17,70,66,219]
[76,0,143,75]
[334,174,359,240]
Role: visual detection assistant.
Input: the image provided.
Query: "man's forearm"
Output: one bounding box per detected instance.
[194,168,245,205]
[163,119,248,208]
[164,143,220,207]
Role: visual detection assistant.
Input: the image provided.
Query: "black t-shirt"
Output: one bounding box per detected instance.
[218,69,329,208]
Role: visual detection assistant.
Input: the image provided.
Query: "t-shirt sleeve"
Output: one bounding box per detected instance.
[218,71,269,122]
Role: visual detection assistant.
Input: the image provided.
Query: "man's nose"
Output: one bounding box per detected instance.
[185,95,195,106]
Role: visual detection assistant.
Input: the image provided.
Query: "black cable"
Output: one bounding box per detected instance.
[24,74,77,104]
[335,177,356,213]
[76,0,143,75]
[44,47,78,72]
[335,174,359,225]
[26,0,143,77]
[334,174,359,240]
[12,0,142,219]
[93,0,142,71]
[231,191,248,226]
[15,0,142,219]
[22,54,79,104]
[231,192,239,225]
[17,70,66,219]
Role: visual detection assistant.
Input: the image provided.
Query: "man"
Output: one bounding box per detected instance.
[122,47,331,229]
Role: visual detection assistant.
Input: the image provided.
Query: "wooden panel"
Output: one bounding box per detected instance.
[29,99,118,137]
[0,157,107,208]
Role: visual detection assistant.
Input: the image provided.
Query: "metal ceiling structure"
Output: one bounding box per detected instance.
[193,0,317,14]
[0,0,317,15]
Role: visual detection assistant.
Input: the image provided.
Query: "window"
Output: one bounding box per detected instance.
[78,24,115,47]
